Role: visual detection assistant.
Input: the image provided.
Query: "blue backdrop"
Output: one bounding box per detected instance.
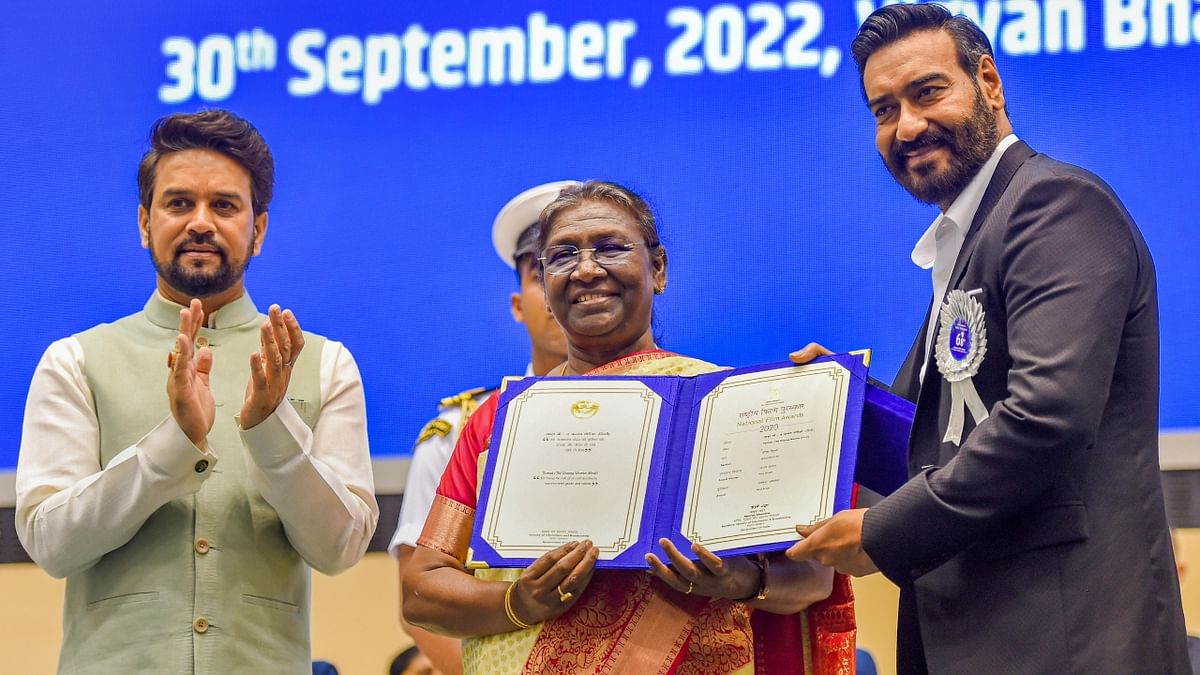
[2,0,1197,468]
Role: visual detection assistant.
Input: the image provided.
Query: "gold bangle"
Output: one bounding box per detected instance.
[737,554,769,602]
[755,553,770,601]
[504,581,534,629]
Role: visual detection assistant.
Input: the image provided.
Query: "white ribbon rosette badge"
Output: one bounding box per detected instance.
[934,289,990,445]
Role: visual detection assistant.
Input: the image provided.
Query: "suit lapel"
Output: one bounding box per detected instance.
[907,141,1035,463]
[945,140,1035,291]
[917,141,1035,392]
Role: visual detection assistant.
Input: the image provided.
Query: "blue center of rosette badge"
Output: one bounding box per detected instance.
[949,317,971,360]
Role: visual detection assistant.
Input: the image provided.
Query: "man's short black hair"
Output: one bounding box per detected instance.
[513,223,541,284]
[138,109,274,215]
[851,3,995,93]
[389,645,420,675]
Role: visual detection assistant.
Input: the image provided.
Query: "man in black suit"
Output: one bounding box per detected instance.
[786,4,1189,673]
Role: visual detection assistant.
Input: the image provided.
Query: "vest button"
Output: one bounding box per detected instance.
[193,617,209,633]
[195,538,210,554]
[194,459,209,473]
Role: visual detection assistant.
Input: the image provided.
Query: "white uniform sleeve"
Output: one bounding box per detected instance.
[15,338,217,579]
[239,339,378,575]
[387,412,461,558]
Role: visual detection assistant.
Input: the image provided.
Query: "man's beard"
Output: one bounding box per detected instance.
[150,234,251,298]
[882,86,999,206]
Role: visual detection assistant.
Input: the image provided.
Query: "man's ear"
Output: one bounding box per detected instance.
[251,211,269,256]
[976,54,1006,113]
[510,291,525,324]
[138,204,151,249]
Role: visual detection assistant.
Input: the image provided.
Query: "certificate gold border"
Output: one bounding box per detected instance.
[481,381,662,559]
[681,363,850,548]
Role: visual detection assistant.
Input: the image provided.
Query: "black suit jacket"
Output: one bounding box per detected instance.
[862,141,1189,674]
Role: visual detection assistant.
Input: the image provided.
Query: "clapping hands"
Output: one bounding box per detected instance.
[239,304,304,430]
[167,299,215,447]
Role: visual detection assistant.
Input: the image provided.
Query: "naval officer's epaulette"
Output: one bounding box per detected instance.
[415,386,497,441]
[416,418,453,444]
[438,386,493,411]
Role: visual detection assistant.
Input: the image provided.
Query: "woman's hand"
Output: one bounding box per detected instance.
[645,537,760,601]
[511,540,601,625]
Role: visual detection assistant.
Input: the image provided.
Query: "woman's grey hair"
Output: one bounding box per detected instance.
[536,180,662,253]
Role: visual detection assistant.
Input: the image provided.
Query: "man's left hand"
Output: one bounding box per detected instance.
[785,508,879,577]
[240,304,305,430]
[788,342,833,365]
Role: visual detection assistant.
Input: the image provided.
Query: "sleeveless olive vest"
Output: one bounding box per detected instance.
[65,292,323,674]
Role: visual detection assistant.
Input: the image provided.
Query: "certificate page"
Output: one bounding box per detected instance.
[478,379,663,561]
[680,363,850,551]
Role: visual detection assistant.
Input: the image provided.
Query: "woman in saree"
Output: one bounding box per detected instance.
[404,181,857,674]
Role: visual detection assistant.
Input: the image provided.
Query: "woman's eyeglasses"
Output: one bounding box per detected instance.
[538,240,647,275]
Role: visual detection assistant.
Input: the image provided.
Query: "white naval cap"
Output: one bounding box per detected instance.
[491,180,581,269]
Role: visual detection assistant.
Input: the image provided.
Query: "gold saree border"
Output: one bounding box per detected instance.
[417,495,475,563]
[586,349,679,375]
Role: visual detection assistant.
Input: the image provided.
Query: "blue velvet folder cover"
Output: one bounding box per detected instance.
[469,354,913,570]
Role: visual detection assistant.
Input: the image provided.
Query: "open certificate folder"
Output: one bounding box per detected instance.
[469,354,913,569]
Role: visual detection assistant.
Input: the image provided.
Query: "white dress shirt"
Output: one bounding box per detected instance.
[912,134,1019,381]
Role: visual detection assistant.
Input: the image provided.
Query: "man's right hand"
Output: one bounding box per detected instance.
[788,342,832,365]
[167,299,215,447]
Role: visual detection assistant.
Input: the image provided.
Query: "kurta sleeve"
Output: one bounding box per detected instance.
[15,338,216,578]
[239,339,378,575]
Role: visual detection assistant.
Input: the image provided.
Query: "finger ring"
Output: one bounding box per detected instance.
[557,584,573,603]
[167,352,178,369]
[282,362,293,369]
[685,581,694,595]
